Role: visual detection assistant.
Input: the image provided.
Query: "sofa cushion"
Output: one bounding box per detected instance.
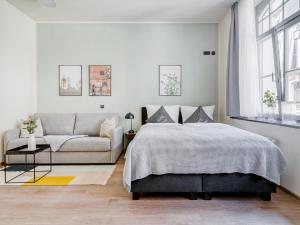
[74,113,121,136]
[59,137,111,152]
[6,138,46,151]
[35,113,75,135]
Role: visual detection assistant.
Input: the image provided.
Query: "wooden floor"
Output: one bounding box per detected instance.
[1,155,300,225]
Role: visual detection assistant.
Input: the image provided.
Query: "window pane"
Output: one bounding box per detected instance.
[285,71,300,101]
[262,77,277,94]
[271,0,283,12]
[258,6,270,21]
[262,17,270,33]
[286,21,300,71]
[278,31,284,71]
[278,31,284,94]
[284,0,299,19]
[271,7,283,27]
[259,36,275,76]
[282,102,300,117]
[261,77,278,114]
[258,21,263,35]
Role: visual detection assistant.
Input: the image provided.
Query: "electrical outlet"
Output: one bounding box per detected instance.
[100,105,104,109]
[203,51,211,55]
[211,51,216,55]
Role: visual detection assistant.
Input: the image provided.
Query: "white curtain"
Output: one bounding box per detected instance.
[238,0,260,117]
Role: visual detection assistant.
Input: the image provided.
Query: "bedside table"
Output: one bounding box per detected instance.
[125,132,136,149]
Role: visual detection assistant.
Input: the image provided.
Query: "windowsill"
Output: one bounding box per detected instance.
[230,116,300,129]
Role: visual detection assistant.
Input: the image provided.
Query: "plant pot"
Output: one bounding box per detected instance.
[267,107,275,120]
[28,134,36,150]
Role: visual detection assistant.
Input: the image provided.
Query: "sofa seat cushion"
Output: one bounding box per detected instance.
[59,137,111,152]
[6,138,46,151]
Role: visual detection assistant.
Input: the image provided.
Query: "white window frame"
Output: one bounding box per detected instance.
[256,0,300,120]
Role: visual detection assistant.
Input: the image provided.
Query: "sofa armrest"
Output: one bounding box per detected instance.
[111,126,124,163]
[3,128,20,153]
[111,126,124,149]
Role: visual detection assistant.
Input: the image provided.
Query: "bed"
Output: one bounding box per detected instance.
[123,107,286,201]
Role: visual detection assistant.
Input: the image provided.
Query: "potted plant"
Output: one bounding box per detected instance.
[23,116,38,150]
[262,90,277,120]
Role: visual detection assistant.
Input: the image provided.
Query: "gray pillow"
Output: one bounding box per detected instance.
[146,106,175,123]
[184,106,213,123]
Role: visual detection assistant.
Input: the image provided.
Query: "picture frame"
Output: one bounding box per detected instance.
[159,65,182,96]
[59,65,82,96]
[89,65,112,96]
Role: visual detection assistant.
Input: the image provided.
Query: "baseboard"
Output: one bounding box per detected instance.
[279,186,300,201]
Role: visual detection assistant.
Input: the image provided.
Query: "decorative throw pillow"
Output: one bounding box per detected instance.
[146,105,179,123]
[146,106,175,123]
[100,118,116,138]
[20,118,44,138]
[181,105,215,123]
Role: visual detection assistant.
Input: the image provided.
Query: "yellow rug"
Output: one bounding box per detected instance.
[0,165,116,186]
[23,176,75,186]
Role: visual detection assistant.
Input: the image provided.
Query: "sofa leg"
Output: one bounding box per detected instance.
[189,192,198,200]
[132,192,140,200]
[203,192,212,200]
[260,192,271,201]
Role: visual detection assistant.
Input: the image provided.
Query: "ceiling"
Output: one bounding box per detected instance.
[7,0,235,23]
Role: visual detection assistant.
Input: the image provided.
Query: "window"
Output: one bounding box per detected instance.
[258,35,278,114]
[257,6,270,35]
[282,20,300,117]
[286,21,300,72]
[256,0,300,123]
[285,0,300,19]
[256,0,300,35]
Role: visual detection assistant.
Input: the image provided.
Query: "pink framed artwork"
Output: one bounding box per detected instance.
[89,65,111,96]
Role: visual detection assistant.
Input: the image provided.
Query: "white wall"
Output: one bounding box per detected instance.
[36,23,218,130]
[218,11,300,197]
[0,0,37,162]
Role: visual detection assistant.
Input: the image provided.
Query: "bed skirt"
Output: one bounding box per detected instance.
[131,173,276,201]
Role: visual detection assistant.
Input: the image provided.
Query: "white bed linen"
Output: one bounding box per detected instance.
[123,123,286,191]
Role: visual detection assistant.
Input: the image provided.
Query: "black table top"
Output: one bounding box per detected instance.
[6,144,51,155]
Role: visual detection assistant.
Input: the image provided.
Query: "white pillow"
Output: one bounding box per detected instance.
[203,105,215,120]
[146,105,180,123]
[20,118,44,138]
[100,118,116,138]
[181,105,215,122]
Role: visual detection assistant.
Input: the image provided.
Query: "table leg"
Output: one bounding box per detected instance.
[50,148,52,171]
[25,154,27,171]
[4,155,7,183]
[33,154,36,182]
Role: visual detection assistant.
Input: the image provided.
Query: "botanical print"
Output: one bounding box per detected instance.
[159,65,181,96]
[89,65,111,96]
[59,65,82,96]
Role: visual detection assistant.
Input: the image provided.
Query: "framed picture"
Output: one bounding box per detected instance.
[159,65,182,96]
[89,65,111,96]
[59,65,82,96]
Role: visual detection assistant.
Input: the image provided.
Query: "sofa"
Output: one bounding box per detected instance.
[3,113,124,164]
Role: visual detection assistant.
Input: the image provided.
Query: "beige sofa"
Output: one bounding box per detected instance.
[3,113,124,164]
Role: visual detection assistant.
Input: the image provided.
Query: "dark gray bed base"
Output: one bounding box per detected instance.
[138,107,277,201]
[131,173,276,201]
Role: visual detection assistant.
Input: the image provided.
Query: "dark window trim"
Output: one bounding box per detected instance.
[230,116,300,129]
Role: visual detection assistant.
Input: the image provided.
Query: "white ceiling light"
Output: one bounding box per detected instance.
[39,0,56,8]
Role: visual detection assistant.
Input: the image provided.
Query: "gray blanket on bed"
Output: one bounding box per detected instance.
[123,123,286,191]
